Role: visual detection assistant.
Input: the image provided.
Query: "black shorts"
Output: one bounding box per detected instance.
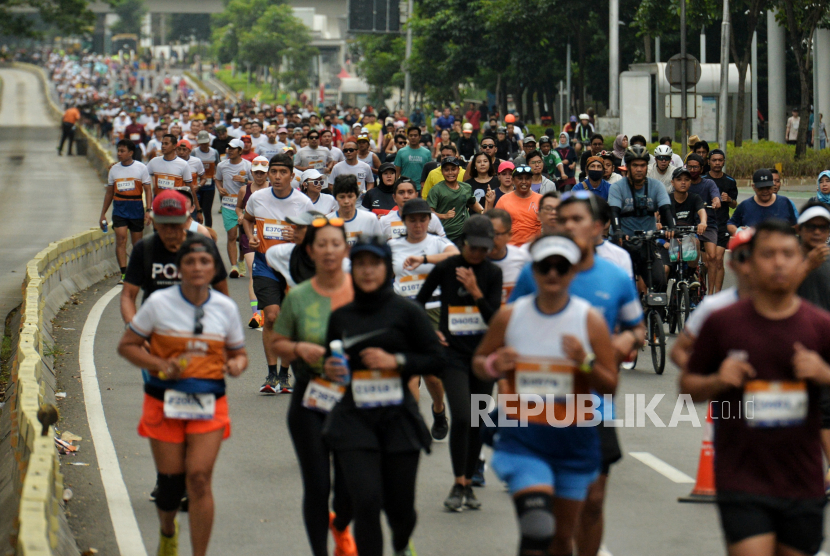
[717,231,730,249]
[599,420,622,475]
[252,276,285,310]
[717,491,825,554]
[698,226,717,245]
[820,387,830,429]
[658,244,672,267]
[112,214,145,233]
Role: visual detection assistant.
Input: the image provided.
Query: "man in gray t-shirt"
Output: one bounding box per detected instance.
[293,129,331,171]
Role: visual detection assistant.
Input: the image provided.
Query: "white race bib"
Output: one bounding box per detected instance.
[448,306,487,335]
[515,369,574,399]
[163,390,216,420]
[389,221,406,239]
[156,177,175,189]
[352,370,403,408]
[302,378,346,413]
[116,178,136,192]
[398,274,427,298]
[221,195,237,210]
[744,380,808,427]
[263,222,289,241]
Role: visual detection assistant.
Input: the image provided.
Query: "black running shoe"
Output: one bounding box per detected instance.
[464,485,481,509]
[471,458,486,487]
[444,483,465,512]
[431,408,448,441]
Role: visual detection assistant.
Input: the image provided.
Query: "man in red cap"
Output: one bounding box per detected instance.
[240,135,257,162]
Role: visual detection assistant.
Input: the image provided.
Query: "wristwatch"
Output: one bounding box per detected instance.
[579,353,596,374]
[395,353,407,371]
[422,254,428,265]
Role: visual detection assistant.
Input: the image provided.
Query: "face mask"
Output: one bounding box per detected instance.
[688,170,701,179]
[588,169,604,182]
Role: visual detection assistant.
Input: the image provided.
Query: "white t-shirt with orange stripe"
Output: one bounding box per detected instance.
[108,160,151,219]
[146,155,192,195]
[184,156,205,186]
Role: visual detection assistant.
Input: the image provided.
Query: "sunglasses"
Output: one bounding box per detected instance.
[312,217,345,228]
[193,305,205,335]
[513,166,532,175]
[533,257,573,276]
[656,156,672,162]
[481,143,495,149]
[396,141,406,145]
[343,148,356,153]
[306,179,325,186]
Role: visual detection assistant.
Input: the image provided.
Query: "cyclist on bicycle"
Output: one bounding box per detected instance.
[609,145,675,293]
[660,167,707,278]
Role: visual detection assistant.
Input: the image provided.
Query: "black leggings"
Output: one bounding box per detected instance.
[197,188,216,228]
[287,381,353,556]
[336,449,420,556]
[444,350,494,479]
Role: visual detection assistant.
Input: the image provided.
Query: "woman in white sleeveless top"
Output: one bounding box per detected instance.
[472,234,617,556]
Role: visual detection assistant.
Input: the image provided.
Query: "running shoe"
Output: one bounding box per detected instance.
[157,520,178,556]
[238,259,247,277]
[229,264,240,279]
[431,408,448,441]
[150,482,158,501]
[463,485,481,510]
[394,541,417,556]
[259,373,278,394]
[329,512,357,556]
[443,483,465,512]
[118,274,125,285]
[248,312,263,329]
[471,458,486,487]
[279,375,293,394]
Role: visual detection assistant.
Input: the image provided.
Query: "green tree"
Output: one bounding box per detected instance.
[169,13,211,43]
[109,0,146,37]
[350,34,405,105]
[0,0,93,37]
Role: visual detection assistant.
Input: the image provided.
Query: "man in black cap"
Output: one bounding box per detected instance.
[511,134,538,166]
[727,169,797,235]
[426,156,483,244]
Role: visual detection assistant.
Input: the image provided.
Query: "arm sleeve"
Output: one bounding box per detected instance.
[507,263,535,302]
[477,266,503,323]
[415,261,444,306]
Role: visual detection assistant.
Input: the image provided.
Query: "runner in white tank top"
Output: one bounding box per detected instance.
[472,234,617,556]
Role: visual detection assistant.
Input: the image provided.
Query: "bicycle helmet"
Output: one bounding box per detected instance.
[624,144,651,164]
[654,144,673,157]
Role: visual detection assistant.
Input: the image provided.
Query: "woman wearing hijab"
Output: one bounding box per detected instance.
[555,132,577,191]
[810,170,830,205]
[611,134,628,169]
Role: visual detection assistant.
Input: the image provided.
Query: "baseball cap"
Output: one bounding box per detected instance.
[241,135,252,143]
[196,131,210,144]
[400,198,432,218]
[352,122,362,129]
[276,106,284,113]
[728,227,755,251]
[753,168,774,187]
[530,235,581,264]
[498,161,515,173]
[286,210,325,226]
[251,156,269,173]
[462,123,473,133]
[441,156,461,167]
[378,162,396,175]
[798,205,830,226]
[277,127,288,133]
[524,134,537,144]
[356,133,370,142]
[539,135,552,145]
[228,138,245,149]
[301,169,324,182]
[177,139,192,150]
[151,190,189,224]
[497,126,507,133]
[350,235,392,262]
[672,167,692,180]
[462,215,495,250]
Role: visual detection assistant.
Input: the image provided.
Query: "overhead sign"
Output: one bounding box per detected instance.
[666,54,702,91]
[348,0,401,33]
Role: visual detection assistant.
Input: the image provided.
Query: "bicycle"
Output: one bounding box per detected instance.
[665,226,698,334]
[624,229,669,375]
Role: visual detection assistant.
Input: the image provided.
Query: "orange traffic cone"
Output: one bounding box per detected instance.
[678,406,716,503]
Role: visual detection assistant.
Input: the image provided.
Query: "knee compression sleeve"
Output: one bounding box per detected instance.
[514,491,555,554]
[155,473,186,512]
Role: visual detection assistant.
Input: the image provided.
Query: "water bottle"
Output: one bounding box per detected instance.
[329,340,350,385]
[101,219,108,233]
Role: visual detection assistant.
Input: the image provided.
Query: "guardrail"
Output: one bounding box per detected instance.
[4,62,120,556]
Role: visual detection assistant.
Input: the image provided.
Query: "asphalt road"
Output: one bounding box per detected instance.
[0,67,102,331]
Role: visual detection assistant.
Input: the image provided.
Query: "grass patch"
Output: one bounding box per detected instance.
[214,69,292,105]
[42,343,65,359]
[0,305,18,402]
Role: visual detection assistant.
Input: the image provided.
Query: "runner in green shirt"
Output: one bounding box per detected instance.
[395,126,433,187]
[540,135,566,180]
[426,156,483,242]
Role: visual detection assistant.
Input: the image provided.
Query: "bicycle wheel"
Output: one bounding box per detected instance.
[668,283,678,334]
[648,310,666,375]
[678,283,691,333]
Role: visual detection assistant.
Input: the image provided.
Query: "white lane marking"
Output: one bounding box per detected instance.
[628,452,695,484]
[80,285,148,556]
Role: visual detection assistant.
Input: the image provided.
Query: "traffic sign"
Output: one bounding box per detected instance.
[665,54,702,91]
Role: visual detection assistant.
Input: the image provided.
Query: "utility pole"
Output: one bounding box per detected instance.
[717,0,730,151]
[404,0,413,116]
[680,0,687,157]
[566,43,572,117]
[608,0,619,117]
[751,31,759,141]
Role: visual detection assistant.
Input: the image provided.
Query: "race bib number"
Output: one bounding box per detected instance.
[398,274,427,298]
[302,378,345,413]
[115,178,136,192]
[156,177,176,189]
[311,159,326,170]
[221,195,237,210]
[346,231,362,247]
[262,220,289,241]
[129,133,141,141]
[389,221,406,239]
[448,306,487,335]
[514,359,575,400]
[163,390,216,420]
[744,380,808,427]
[352,370,403,408]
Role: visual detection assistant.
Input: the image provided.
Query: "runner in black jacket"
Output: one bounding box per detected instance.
[323,235,446,556]
[416,215,503,512]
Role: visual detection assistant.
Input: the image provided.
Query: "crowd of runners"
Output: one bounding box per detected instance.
[43,49,830,556]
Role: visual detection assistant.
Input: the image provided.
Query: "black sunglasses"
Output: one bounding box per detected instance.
[342,148,356,153]
[655,156,672,162]
[481,143,495,149]
[194,305,205,335]
[533,257,573,276]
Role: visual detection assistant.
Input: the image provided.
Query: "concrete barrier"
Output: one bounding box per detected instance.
[2,63,120,556]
